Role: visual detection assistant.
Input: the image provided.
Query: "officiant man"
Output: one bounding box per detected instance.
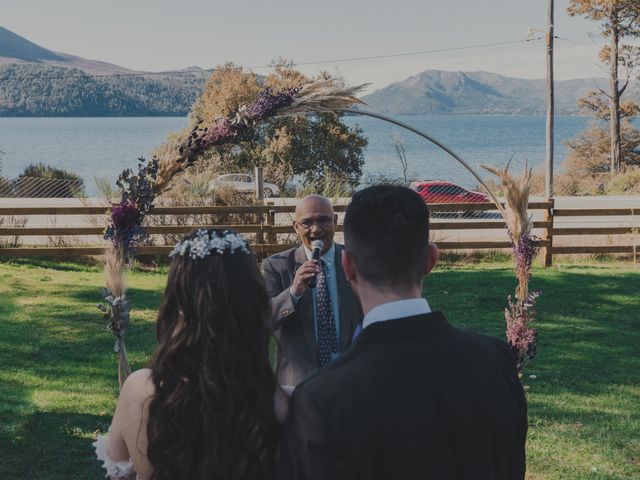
[262,195,362,386]
[277,185,528,480]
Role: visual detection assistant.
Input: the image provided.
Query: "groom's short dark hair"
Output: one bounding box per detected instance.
[343,185,430,289]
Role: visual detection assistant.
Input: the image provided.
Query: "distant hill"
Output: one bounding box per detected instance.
[361,70,640,115]
[0,25,138,74]
[0,26,65,63]
[0,26,208,116]
[0,63,208,116]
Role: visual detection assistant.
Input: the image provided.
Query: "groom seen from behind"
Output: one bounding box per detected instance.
[277,185,528,480]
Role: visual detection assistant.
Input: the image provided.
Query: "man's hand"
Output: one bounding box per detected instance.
[290,260,321,297]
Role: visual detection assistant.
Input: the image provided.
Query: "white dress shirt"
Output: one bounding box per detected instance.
[362,298,431,330]
[290,244,341,342]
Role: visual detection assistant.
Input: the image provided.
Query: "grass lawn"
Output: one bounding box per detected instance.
[0,257,638,479]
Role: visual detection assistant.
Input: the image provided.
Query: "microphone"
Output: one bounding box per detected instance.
[308,240,324,289]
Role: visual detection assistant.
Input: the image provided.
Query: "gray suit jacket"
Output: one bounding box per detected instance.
[262,244,362,385]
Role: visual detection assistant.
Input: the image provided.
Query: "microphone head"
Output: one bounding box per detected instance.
[311,240,324,251]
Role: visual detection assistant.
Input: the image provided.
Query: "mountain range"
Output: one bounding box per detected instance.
[0,26,208,116]
[361,70,640,115]
[1,25,639,117]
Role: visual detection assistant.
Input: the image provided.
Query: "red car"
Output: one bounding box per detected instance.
[409,181,489,204]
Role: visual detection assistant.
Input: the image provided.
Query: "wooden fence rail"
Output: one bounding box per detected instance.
[1,200,638,265]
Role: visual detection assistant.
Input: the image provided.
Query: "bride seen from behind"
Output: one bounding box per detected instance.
[95,229,288,480]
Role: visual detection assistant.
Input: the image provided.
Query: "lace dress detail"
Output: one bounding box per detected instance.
[93,435,138,480]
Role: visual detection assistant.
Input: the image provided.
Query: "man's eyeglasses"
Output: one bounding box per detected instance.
[295,216,334,230]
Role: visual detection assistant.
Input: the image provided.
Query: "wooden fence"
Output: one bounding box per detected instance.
[0,199,638,265]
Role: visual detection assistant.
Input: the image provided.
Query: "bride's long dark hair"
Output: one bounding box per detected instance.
[146,229,279,480]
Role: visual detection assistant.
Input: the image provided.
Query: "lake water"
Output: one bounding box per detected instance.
[0,115,594,195]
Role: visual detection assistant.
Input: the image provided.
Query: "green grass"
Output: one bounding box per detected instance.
[0,257,638,479]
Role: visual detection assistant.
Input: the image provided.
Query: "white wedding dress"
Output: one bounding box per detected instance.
[93,386,292,479]
[94,435,138,480]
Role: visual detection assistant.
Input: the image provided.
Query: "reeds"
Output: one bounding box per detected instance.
[279,78,368,116]
[99,244,132,388]
[104,245,126,297]
[481,160,535,299]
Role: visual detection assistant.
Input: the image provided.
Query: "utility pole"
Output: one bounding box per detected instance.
[545,0,554,198]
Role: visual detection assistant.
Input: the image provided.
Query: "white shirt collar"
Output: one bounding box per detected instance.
[304,242,335,267]
[362,298,431,329]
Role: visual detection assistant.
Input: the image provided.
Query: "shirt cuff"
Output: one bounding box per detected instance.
[289,288,301,306]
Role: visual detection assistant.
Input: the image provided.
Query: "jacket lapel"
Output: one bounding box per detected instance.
[335,244,357,350]
[294,246,317,363]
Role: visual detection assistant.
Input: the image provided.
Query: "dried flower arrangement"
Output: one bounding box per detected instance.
[100,77,367,387]
[481,161,541,373]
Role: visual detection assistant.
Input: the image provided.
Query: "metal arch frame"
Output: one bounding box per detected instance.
[338,108,507,219]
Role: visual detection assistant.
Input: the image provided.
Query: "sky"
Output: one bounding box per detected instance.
[0,0,623,92]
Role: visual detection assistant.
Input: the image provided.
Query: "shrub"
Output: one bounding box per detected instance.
[0,175,13,197]
[605,167,640,194]
[14,163,85,198]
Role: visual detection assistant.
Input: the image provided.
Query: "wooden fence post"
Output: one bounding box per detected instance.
[632,209,637,266]
[266,208,276,245]
[254,167,265,254]
[254,166,264,201]
[542,198,555,267]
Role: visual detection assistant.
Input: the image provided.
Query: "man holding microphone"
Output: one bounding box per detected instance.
[262,195,362,386]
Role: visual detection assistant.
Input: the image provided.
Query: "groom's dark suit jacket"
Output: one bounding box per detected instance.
[262,244,362,386]
[277,311,528,480]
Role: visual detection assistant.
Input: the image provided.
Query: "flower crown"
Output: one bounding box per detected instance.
[169,229,251,259]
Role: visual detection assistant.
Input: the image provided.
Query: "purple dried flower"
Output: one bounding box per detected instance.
[506,312,537,352]
[243,88,297,122]
[202,118,236,145]
[178,87,298,162]
[104,156,158,256]
[507,229,540,279]
[505,290,541,372]
[104,161,154,253]
[180,118,239,161]
[111,201,140,231]
[104,201,147,255]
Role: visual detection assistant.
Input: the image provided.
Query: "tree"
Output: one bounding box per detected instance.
[568,0,640,173]
[565,121,640,176]
[184,64,368,192]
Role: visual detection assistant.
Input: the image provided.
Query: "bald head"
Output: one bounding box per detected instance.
[295,195,334,220]
[293,195,338,254]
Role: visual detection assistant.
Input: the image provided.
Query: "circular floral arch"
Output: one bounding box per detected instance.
[99,77,539,387]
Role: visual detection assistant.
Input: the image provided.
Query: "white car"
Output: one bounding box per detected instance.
[210,173,280,198]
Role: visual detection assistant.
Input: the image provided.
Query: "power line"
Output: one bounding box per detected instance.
[1,37,544,82]
[288,38,542,67]
[555,36,591,47]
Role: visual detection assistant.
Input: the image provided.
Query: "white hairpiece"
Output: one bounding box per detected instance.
[169,229,251,259]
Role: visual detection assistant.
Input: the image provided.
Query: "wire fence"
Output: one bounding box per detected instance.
[0,176,85,198]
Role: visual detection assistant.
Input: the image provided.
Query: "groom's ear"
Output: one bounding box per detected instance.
[342,249,357,283]
[424,243,439,276]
